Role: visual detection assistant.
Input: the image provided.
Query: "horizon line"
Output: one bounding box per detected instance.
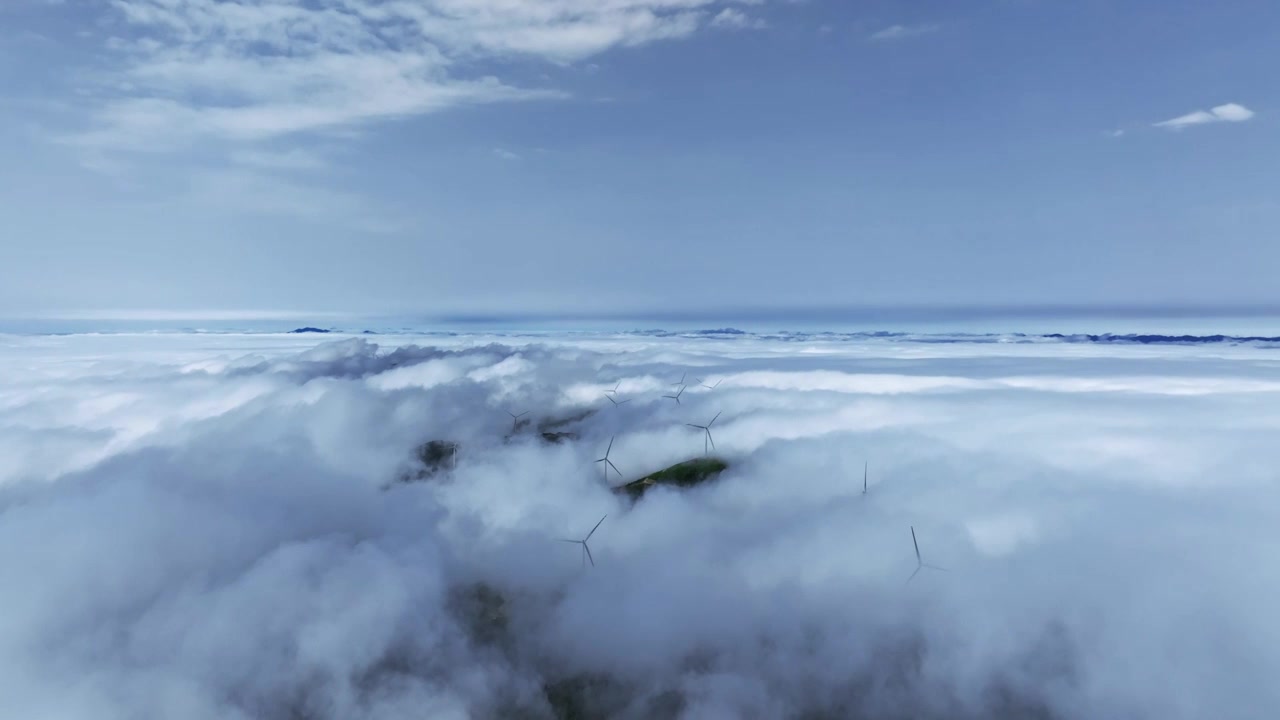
[8,303,1280,324]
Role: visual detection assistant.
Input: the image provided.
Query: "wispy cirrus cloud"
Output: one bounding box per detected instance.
[1154,103,1256,130]
[711,8,768,30]
[868,23,940,41]
[68,0,770,152]
[45,0,774,228]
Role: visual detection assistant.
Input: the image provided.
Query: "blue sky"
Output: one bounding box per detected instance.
[2,0,1277,321]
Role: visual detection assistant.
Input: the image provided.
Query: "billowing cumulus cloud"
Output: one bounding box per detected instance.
[2,331,1280,718]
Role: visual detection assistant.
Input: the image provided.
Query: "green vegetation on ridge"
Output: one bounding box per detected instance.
[616,457,729,501]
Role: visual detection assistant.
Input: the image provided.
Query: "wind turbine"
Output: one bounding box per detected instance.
[685,411,721,456]
[605,394,631,407]
[506,410,530,433]
[697,378,723,390]
[596,436,623,482]
[863,461,868,495]
[606,381,622,396]
[907,526,947,584]
[662,385,686,405]
[672,372,687,388]
[559,514,607,568]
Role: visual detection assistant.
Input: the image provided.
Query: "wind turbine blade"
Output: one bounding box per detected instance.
[709,412,721,426]
[911,527,921,563]
[584,544,595,567]
[607,436,615,456]
[707,431,715,451]
[924,564,948,572]
[863,462,868,493]
[686,423,702,429]
[586,514,607,541]
[557,539,579,544]
[620,399,631,405]
[907,566,922,584]
[607,459,621,477]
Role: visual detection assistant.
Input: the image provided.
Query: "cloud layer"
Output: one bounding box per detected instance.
[2,331,1280,718]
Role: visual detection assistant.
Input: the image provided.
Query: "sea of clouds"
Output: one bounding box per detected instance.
[2,331,1279,719]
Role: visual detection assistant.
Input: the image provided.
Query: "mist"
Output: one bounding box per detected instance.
[2,332,1278,719]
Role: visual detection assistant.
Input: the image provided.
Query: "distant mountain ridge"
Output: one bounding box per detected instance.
[6,326,1279,346]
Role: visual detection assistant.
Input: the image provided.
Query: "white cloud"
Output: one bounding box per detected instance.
[492,147,521,161]
[869,23,940,41]
[711,8,768,30]
[70,0,772,151]
[48,1,788,226]
[1154,102,1256,130]
[2,331,1280,717]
